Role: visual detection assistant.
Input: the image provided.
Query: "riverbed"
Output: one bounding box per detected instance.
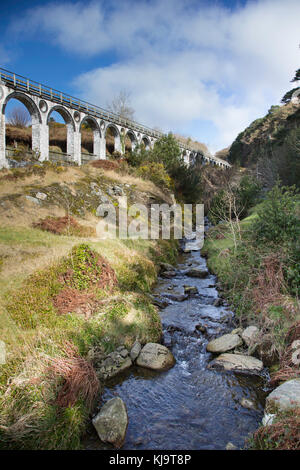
[85,239,267,450]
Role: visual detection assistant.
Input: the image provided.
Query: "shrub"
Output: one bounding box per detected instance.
[136,162,173,189]
[252,183,300,244]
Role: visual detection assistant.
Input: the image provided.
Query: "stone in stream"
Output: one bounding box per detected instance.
[206,333,243,353]
[92,397,128,448]
[136,343,175,371]
[186,267,209,278]
[265,379,300,414]
[160,262,175,272]
[183,285,198,296]
[161,270,177,278]
[195,324,207,333]
[208,353,264,375]
[240,397,256,410]
[165,293,188,302]
[148,295,169,309]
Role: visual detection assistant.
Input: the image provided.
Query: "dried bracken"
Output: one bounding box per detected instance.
[251,253,285,314]
[33,215,95,237]
[90,160,119,170]
[47,342,100,409]
[270,321,300,386]
[253,408,300,450]
[53,287,98,318]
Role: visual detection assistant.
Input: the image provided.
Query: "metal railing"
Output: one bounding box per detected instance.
[0,67,230,165]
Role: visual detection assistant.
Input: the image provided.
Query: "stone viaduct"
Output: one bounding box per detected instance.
[0,68,230,169]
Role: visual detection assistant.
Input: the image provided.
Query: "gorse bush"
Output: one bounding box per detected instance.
[136,162,173,190]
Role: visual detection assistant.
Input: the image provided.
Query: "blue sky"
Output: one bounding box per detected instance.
[1,0,299,153]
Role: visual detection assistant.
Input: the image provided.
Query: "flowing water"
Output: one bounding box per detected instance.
[85,234,268,450]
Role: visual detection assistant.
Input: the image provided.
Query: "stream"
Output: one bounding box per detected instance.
[85,229,268,450]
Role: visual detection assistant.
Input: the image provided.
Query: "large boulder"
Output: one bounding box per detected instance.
[206,334,243,353]
[265,379,300,414]
[208,353,264,375]
[136,343,175,371]
[186,267,209,278]
[92,397,128,448]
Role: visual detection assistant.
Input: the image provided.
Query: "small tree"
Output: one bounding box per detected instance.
[107,90,135,120]
[7,106,30,128]
[151,133,182,171]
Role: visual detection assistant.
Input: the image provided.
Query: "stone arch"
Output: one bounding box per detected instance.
[2,91,42,159]
[47,105,75,130]
[141,135,151,150]
[125,130,138,152]
[105,123,121,156]
[47,105,75,158]
[80,115,101,158]
[2,91,41,123]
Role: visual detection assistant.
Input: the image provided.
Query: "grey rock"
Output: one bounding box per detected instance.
[183,285,198,295]
[208,353,264,375]
[35,192,47,200]
[166,293,188,302]
[207,334,243,353]
[265,379,300,414]
[160,270,177,278]
[186,267,209,278]
[92,397,128,448]
[130,341,142,362]
[136,343,175,371]
[240,397,256,410]
[25,195,40,205]
[241,326,260,347]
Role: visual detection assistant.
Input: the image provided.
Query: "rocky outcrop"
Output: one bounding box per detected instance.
[93,347,132,380]
[206,333,243,353]
[136,343,175,371]
[92,397,128,448]
[208,353,264,375]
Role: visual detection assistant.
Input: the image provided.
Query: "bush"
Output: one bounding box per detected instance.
[252,183,300,244]
[136,162,173,190]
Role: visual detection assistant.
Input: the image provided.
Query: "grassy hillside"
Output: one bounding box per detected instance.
[0,160,178,449]
[227,102,300,187]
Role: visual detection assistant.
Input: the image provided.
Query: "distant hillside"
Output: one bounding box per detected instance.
[227,102,300,187]
[173,134,210,156]
[215,146,230,161]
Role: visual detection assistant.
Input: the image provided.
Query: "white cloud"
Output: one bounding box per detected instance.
[10,0,300,152]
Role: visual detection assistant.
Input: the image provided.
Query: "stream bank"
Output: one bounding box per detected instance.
[84,231,269,450]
